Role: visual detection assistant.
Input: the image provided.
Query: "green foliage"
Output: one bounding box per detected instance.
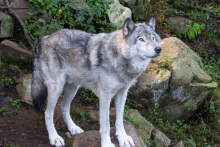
[10,99,21,108]
[184,98,197,111]
[203,57,220,87]
[183,23,205,39]
[78,109,89,123]
[27,0,117,45]
[5,77,16,88]
[123,113,137,126]
[157,56,172,68]
[81,88,99,104]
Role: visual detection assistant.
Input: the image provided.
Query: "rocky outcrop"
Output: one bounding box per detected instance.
[0,11,14,38]
[0,40,33,62]
[15,74,32,106]
[130,37,217,123]
[71,121,146,147]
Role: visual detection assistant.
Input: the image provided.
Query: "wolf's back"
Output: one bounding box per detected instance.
[31,38,48,112]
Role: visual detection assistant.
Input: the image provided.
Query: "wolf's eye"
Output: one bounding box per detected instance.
[139,38,144,42]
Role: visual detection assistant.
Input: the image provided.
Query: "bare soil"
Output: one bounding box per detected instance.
[0,65,102,147]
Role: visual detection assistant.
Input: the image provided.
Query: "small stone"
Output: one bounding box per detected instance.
[126,109,154,144]
[152,128,171,147]
[173,141,184,147]
[88,110,99,121]
[0,12,14,38]
[15,74,33,106]
[65,132,72,138]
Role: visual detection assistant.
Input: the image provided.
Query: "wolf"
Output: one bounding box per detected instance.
[31,16,161,147]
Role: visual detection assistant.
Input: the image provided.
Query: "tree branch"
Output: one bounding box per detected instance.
[4,0,34,51]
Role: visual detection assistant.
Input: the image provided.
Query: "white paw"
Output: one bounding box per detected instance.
[102,142,115,147]
[69,126,84,135]
[117,134,135,147]
[49,135,65,147]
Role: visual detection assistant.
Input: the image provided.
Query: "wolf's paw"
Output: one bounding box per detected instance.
[49,135,65,147]
[69,126,84,135]
[117,133,135,147]
[102,142,115,147]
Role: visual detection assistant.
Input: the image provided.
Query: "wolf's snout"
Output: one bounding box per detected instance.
[155,47,161,53]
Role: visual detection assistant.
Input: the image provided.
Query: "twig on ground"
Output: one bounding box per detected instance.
[4,0,34,51]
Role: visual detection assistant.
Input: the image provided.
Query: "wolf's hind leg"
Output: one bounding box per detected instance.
[60,83,84,135]
[115,88,135,147]
[45,82,65,147]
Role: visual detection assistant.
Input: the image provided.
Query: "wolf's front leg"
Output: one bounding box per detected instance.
[99,90,115,147]
[115,88,135,147]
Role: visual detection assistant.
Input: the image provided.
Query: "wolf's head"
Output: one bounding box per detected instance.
[122,16,161,59]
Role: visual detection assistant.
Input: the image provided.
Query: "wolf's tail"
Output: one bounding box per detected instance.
[31,38,47,112]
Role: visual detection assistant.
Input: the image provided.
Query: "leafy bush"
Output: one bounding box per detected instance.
[27,0,117,45]
[183,23,205,39]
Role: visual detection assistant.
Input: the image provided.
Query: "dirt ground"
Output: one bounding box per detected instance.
[0,65,103,147]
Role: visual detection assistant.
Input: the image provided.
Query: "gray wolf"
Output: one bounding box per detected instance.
[31,16,161,147]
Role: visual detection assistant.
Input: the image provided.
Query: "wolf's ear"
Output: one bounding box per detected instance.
[146,16,156,30]
[123,18,136,37]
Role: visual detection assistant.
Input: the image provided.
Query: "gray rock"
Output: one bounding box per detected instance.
[126,109,154,144]
[130,37,217,123]
[11,0,31,21]
[151,128,171,147]
[69,0,90,12]
[15,74,32,106]
[173,141,184,147]
[0,40,33,62]
[165,17,193,33]
[71,121,146,147]
[0,11,14,38]
[132,2,145,20]
[107,0,132,27]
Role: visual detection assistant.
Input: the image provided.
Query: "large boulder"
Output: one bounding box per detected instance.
[0,12,14,38]
[71,121,146,147]
[130,37,217,123]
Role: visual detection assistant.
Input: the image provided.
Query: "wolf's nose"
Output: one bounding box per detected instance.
[155,47,161,53]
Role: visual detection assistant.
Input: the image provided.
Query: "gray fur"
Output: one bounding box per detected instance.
[31,17,161,147]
